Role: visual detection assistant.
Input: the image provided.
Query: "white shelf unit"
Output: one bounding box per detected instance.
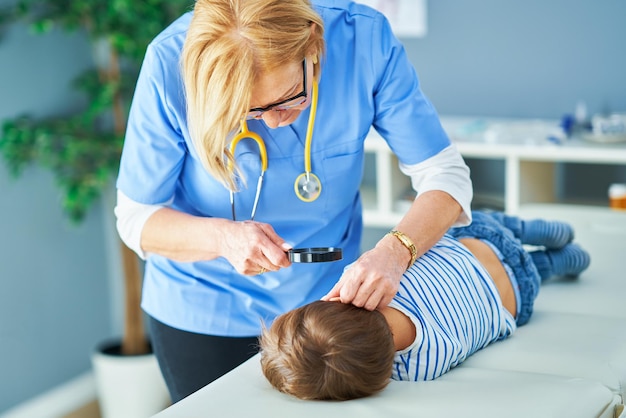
[362,117,626,228]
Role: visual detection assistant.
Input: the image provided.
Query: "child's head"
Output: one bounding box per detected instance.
[259,300,395,400]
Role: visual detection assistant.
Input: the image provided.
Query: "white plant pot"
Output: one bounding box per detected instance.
[92,340,170,418]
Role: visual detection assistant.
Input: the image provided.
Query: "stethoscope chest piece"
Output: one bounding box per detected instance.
[295,172,321,202]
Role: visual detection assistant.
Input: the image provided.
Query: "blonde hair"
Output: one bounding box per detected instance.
[181,0,325,190]
[259,301,396,400]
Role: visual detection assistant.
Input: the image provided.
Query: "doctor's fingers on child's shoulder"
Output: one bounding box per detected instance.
[321,266,394,311]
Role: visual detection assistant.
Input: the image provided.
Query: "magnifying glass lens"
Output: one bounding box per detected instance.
[288,247,342,263]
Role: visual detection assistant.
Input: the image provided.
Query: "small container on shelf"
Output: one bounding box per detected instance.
[608,183,626,210]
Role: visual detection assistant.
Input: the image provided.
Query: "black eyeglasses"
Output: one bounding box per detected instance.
[246,59,308,120]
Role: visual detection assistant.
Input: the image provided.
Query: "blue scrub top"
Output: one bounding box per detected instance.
[117,0,452,337]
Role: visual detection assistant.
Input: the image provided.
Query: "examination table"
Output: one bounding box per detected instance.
[153,205,626,418]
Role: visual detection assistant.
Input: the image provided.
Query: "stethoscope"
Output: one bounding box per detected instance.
[229,79,321,221]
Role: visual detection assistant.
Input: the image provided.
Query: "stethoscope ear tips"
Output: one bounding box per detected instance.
[294,172,322,202]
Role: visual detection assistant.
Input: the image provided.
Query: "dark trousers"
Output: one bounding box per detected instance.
[148,315,259,403]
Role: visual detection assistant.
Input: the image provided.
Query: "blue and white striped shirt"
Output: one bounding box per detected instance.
[389,235,516,381]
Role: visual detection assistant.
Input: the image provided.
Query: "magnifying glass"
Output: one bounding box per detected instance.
[288,247,343,263]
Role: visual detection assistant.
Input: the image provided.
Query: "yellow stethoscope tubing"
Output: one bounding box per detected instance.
[228,79,320,220]
[304,79,318,174]
[293,79,322,202]
[228,120,267,220]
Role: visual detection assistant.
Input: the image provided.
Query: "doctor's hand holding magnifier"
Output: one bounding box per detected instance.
[115,0,473,404]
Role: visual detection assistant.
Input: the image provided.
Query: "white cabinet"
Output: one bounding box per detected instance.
[362,117,626,228]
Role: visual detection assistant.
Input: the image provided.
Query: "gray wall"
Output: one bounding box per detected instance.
[406,1,626,118]
[1,1,625,412]
[0,25,112,412]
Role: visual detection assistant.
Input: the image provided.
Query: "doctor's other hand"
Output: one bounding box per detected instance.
[322,238,407,311]
[219,220,292,276]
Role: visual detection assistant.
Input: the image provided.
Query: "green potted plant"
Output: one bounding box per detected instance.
[0,1,191,416]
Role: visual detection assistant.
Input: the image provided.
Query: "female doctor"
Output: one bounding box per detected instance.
[115,0,472,403]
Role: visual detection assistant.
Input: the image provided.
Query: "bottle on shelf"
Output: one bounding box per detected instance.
[608,183,626,210]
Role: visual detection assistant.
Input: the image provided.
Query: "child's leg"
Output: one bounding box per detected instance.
[490,212,574,249]
[529,243,591,281]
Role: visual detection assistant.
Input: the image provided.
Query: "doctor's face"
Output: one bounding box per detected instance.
[248,58,314,129]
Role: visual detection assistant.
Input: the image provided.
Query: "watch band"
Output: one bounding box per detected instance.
[388,230,417,270]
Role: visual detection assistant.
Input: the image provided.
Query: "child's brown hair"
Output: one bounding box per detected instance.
[259,300,395,400]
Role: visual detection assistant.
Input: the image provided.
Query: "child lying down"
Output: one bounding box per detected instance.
[259,211,591,400]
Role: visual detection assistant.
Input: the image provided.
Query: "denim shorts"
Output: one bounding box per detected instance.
[447,211,541,326]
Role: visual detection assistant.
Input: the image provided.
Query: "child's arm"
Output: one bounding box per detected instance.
[379,306,416,350]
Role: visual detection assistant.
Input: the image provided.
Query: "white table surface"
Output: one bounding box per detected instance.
[152,205,626,418]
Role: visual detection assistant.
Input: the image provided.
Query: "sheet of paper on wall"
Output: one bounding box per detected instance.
[358,0,427,38]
